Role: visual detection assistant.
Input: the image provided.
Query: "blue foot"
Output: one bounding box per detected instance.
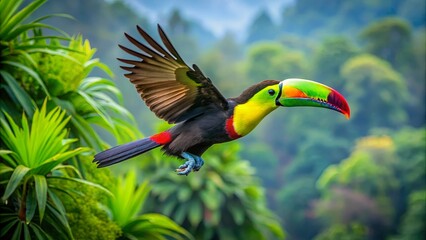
[176,152,204,175]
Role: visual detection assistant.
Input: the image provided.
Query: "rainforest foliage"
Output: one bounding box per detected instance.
[1,0,425,239]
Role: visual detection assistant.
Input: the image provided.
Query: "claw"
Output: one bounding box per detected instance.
[192,155,204,171]
[176,152,204,175]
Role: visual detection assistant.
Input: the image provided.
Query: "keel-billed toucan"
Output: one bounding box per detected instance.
[94,25,350,175]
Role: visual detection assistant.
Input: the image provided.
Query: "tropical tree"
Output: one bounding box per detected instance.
[340,54,408,135]
[0,0,140,152]
[314,222,367,240]
[318,136,399,194]
[244,42,309,84]
[197,33,245,98]
[392,128,425,192]
[360,17,412,67]
[165,9,200,63]
[246,10,279,44]
[403,30,425,127]
[0,102,106,239]
[312,36,358,90]
[316,136,400,239]
[144,141,285,240]
[276,177,320,240]
[393,190,426,240]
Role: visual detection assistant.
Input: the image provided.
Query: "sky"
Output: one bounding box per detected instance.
[123,0,294,37]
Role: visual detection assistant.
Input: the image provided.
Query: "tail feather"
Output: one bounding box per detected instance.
[94,138,160,167]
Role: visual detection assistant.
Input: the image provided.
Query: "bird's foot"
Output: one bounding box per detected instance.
[175,152,204,175]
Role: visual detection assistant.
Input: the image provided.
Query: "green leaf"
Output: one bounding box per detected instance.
[2,165,30,200]
[34,175,47,222]
[0,70,36,116]
[0,0,22,26]
[2,61,51,98]
[0,0,46,36]
[0,162,14,177]
[26,48,81,64]
[29,223,50,239]
[177,185,192,201]
[52,165,82,178]
[206,171,224,188]
[83,60,114,78]
[12,220,22,239]
[228,202,245,225]
[0,213,17,223]
[44,204,73,239]
[210,210,221,226]
[188,200,202,227]
[0,152,17,169]
[30,147,89,176]
[130,180,151,218]
[47,189,66,219]
[108,171,150,226]
[200,189,221,210]
[11,44,76,53]
[162,200,177,216]
[263,219,286,239]
[0,217,19,237]
[23,223,31,239]
[123,213,194,240]
[32,13,74,24]
[66,109,105,151]
[77,90,116,135]
[26,188,37,224]
[7,22,69,42]
[174,202,189,224]
[48,176,112,196]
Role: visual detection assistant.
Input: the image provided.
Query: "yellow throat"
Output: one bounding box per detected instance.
[232,85,280,137]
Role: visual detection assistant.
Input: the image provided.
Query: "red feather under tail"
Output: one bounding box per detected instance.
[94,131,172,167]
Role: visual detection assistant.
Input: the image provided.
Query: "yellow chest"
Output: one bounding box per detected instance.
[232,101,277,137]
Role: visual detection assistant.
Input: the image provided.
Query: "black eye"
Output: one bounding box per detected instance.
[268,89,275,96]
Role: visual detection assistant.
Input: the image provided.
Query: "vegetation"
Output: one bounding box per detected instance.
[0,102,91,239]
[0,1,191,239]
[107,170,193,240]
[146,142,284,239]
[1,0,424,239]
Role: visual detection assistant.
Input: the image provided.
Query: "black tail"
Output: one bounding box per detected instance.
[93,138,160,167]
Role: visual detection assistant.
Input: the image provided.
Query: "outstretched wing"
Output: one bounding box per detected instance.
[118,25,228,123]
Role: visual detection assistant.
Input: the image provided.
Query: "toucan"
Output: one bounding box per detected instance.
[93,25,350,175]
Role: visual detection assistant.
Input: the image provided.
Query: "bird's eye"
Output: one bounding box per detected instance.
[268,89,275,96]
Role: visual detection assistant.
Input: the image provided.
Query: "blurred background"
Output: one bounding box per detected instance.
[33,0,425,239]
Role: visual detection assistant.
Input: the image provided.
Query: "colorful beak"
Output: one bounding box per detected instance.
[276,78,350,119]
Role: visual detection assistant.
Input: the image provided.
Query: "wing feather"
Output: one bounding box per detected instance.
[136,25,179,62]
[119,25,228,123]
[123,33,181,69]
[158,25,185,62]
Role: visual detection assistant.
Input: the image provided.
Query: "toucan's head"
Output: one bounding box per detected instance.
[273,78,350,118]
[232,79,350,137]
[235,78,350,118]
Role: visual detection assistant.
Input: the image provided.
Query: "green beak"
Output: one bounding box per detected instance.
[276,78,350,119]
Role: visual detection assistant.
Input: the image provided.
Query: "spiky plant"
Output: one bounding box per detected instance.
[0,102,109,239]
[107,170,193,240]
